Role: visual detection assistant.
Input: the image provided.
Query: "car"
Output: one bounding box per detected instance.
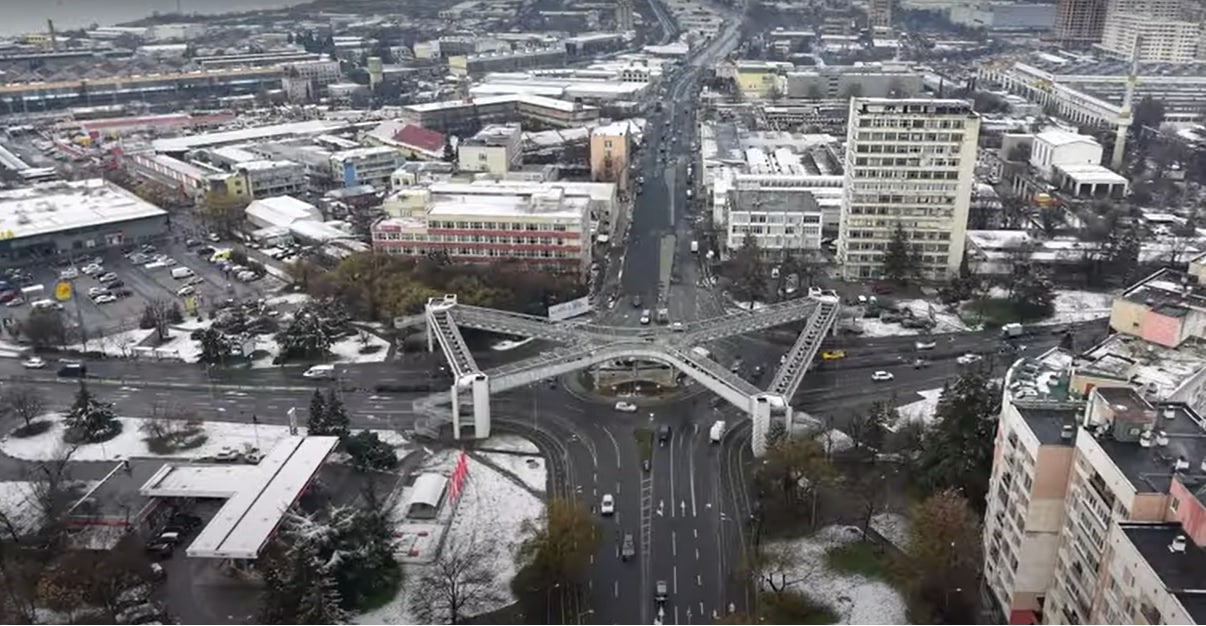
[88,286,109,297]
[213,447,240,462]
[58,268,78,280]
[671,321,684,332]
[915,340,936,350]
[303,364,336,379]
[614,401,638,412]
[185,238,201,248]
[176,286,195,297]
[820,350,846,360]
[208,232,221,242]
[114,289,134,298]
[160,257,177,267]
[871,370,894,381]
[639,309,651,325]
[642,458,651,472]
[655,580,668,603]
[81,264,103,276]
[631,295,643,308]
[140,244,156,253]
[913,358,930,369]
[144,542,173,560]
[97,272,118,283]
[957,353,983,365]
[5,297,23,308]
[94,294,117,304]
[658,425,671,445]
[186,276,205,286]
[621,533,635,560]
[21,357,45,369]
[600,494,615,515]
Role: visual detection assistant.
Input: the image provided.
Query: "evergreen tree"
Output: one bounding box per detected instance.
[344,431,398,471]
[259,513,351,625]
[916,369,1001,512]
[881,222,917,284]
[276,310,334,361]
[321,389,350,439]
[63,382,121,444]
[197,328,234,364]
[307,389,327,435]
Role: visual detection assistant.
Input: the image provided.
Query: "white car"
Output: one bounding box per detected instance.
[98,272,118,283]
[915,340,936,350]
[5,297,24,308]
[671,321,684,332]
[177,286,196,297]
[614,401,638,413]
[21,356,45,369]
[957,353,983,365]
[81,264,104,276]
[871,370,894,382]
[600,494,615,515]
[58,268,79,280]
[160,257,178,267]
[88,287,109,297]
[639,309,651,325]
[94,294,117,304]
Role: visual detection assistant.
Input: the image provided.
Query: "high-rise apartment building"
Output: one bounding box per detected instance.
[615,0,635,31]
[984,263,1206,625]
[869,0,894,29]
[1100,0,1203,61]
[1053,0,1108,45]
[838,98,980,281]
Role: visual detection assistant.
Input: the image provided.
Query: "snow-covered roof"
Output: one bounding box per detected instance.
[0,179,167,241]
[140,435,339,560]
[245,196,322,227]
[404,473,447,517]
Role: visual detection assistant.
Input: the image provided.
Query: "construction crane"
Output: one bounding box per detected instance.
[1110,35,1142,171]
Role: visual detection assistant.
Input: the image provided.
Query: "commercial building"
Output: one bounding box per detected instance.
[329,146,403,190]
[947,1,1057,31]
[838,98,980,280]
[977,53,1206,126]
[784,63,924,99]
[0,66,283,113]
[590,122,632,192]
[1053,0,1108,44]
[151,120,353,154]
[0,178,168,261]
[399,94,599,136]
[986,264,1206,624]
[372,181,599,276]
[1099,0,1204,62]
[468,72,650,106]
[365,121,448,161]
[1029,128,1104,179]
[459,124,523,176]
[448,46,568,77]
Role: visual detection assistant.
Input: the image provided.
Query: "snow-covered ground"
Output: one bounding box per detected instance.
[888,388,944,431]
[358,450,544,625]
[0,414,409,462]
[0,481,40,532]
[481,452,547,493]
[869,513,910,551]
[775,524,908,624]
[1049,290,1113,324]
[481,434,540,454]
[848,300,970,338]
[72,324,391,368]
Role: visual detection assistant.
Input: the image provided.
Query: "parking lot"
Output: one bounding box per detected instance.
[1,237,285,340]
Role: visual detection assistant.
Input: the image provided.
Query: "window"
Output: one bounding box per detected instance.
[1171,497,1180,512]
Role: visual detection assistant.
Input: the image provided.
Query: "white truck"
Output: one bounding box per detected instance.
[690,240,699,253]
[710,420,726,443]
[1002,322,1025,338]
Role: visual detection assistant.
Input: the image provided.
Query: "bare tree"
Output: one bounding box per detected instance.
[1,385,45,429]
[741,542,802,596]
[139,402,206,452]
[25,444,81,545]
[410,536,504,624]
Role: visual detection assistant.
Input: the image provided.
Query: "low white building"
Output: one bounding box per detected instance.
[1029,128,1103,181]
[458,124,523,175]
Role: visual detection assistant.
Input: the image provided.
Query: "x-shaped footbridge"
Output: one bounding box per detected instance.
[416,293,840,455]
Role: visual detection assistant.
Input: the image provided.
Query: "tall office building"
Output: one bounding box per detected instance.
[615,0,635,32]
[1053,0,1108,45]
[838,98,980,281]
[869,0,893,29]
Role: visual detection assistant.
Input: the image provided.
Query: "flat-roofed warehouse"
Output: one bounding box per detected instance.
[0,178,168,262]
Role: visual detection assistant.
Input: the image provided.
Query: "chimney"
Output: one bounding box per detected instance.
[1170,534,1188,553]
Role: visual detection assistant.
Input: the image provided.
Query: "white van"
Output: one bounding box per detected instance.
[170,267,195,280]
[710,420,727,443]
[303,364,336,379]
[690,240,699,253]
[20,284,44,297]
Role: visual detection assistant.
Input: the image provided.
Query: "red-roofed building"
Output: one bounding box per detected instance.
[366,120,447,161]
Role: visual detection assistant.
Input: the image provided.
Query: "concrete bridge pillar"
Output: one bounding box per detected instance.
[750,393,790,457]
[450,374,492,440]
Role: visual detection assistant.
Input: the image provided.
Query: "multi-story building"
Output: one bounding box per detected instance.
[370,184,594,276]
[590,122,632,192]
[978,53,1206,126]
[237,160,307,198]
[868,0,893,28]
[1029,128,1104,180]
[616,0,636,31]
[459,124,523,176]
[1053,0,1108,44]
[947,1,1058,31]
[785,63,924,99]
[329,146,402,190]
[1099,0,1203,63]
[448,46,568,77]
[838,98,980,280]
[726,182,825,257]
[985,265,1206,625]
[400,94,600,136]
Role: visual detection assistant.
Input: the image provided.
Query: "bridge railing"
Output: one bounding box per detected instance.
[766,298,839,398]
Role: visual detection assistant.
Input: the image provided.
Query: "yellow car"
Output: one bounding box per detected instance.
[820,350,847,361]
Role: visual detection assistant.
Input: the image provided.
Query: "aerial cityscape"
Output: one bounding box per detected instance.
[0,0,1205,623]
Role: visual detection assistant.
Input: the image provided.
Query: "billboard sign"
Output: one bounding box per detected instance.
[548,296,593,322]
[54,281,72,301]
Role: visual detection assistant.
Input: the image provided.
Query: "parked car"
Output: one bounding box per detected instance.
[600,494,615,515]
[97,272,118,283]
[21,356,45,369]
[58,268,78,280]
[614,401,637,413]
[88,287,109,297]
[94,294,117,304]
[957,353,983,365]
[81,264,103,276]
[871,370,894,382]
[5,297,24,307]
[176,286,195,297]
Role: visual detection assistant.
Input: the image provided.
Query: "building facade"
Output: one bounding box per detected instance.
[458,124,523,176]
[838,98,980,280]
[1100,0,1203,63]
[1053,0,1108,44]
[590,122,632,192]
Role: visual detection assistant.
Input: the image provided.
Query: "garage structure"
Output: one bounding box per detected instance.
[139,435,339,560]
[0,178,168,262]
